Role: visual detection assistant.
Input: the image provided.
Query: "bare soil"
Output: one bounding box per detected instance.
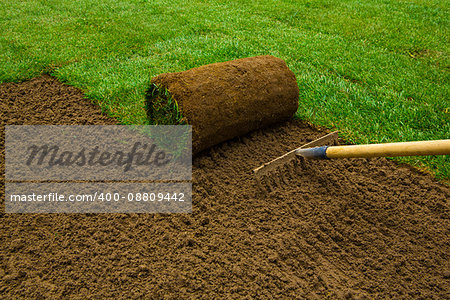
[1,76,449,299]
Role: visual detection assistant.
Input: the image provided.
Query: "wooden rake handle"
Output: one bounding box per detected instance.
[295,139,450,159]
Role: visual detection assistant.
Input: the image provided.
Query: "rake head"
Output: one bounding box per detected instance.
[253,131,339,180]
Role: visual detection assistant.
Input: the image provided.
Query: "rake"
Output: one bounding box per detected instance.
[253,131,450,178]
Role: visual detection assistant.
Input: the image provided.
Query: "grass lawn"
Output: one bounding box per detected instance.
[1,0,448,179]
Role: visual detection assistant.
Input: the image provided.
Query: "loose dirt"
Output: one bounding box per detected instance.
[1,76,449,299]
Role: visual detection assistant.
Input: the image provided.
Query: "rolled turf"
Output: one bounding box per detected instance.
[146,55,299,154]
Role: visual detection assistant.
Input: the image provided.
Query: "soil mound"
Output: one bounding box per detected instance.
[1,76,449,298]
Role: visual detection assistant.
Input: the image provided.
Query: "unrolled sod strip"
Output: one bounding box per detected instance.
[146,55,299,154]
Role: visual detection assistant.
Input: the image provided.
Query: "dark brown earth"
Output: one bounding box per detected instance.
[150,55,299,154]
[1,76,449,299]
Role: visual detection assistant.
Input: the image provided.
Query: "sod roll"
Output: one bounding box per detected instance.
[146,55,299,154]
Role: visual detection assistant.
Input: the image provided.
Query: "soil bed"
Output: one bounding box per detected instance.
[1,76,449,298]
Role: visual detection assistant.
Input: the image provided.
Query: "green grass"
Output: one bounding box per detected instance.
[0,0,448,179]
[146,83,187,125]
